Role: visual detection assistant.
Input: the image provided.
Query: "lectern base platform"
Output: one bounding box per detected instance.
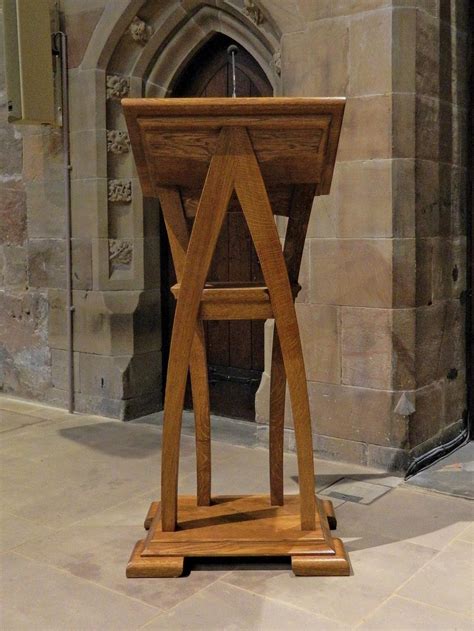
[127,495,350,578]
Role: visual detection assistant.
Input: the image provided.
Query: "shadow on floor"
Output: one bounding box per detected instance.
[58,422,161,458]
[185,557,292,574]
[57,418,472,572]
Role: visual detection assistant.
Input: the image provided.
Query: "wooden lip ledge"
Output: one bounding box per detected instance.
[121,96,346,118]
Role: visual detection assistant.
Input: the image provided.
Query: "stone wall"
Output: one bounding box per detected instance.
[0,0,470,470]
[47,1,162,419]
[255,0,469,469]
[256,0,415,469]
[411,1,469,455]
[0,9,52,400]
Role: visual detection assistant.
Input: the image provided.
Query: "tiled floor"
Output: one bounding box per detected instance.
[1,396,473,630]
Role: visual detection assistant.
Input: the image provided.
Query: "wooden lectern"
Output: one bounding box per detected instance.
[122,97,349,577]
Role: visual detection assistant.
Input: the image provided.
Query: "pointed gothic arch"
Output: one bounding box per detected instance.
[67,0,282,417]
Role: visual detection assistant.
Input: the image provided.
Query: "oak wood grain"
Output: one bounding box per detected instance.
[232,128,316,530]
[122,98,345,195]
[160,128,236,531]
[127,540,184,578]
[129,496,350,576]
[124,97,348,576]
[269,183,317,506]
[158,186,212,507]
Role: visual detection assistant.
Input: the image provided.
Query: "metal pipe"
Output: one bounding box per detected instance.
[227,45,239,98]
[54,31,74,414]
[466,0,473,439]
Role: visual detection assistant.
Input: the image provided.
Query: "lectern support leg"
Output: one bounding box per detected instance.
[233,128,316,530]
[269,184,316,509]
[269,331,285,506]
[189,323,211,507]
[160,131,236,532]
[157,187,212,507]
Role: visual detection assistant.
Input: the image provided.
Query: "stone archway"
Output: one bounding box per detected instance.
[62,1,282,419]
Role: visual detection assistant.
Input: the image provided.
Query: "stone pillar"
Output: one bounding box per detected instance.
[45,5,162,419]
[257,3,413,469]
[408,1,469,455]
[256,0,469,470]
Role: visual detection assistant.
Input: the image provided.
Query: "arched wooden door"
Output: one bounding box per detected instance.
[160,34,273,420]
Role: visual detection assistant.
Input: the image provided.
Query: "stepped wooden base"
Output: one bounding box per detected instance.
[127,495,350,578]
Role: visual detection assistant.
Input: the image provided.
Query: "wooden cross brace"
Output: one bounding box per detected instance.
[158,126,318,532]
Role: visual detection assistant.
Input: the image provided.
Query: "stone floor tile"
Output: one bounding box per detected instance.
[312,458,384,477]
[1,552,161,630]
[19,405,78,422]
[348,473,404,488]
[222,535,437,626]
[208,444,300,496]
[456,523,474,543]
[0,409,52,433]
[189,412,260,448]
[397,540,474,617]
[0,414,112,461]
[2,401,473,630]
[134,411,386,485]
[142,581,345,630]
[322,478,392,504]
[0,412,192,463]
[0,512,55,552]
[63,492,163,528]
[15,525,226,611]
[0,428,169,529]
[207,443,344,496]
[311,458,388,493]
[336,486,474,550]
[0,396,45,414]
[359,595,473,630]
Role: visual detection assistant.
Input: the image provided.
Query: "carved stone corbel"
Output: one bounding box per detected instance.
[243,0,265,26]
[106,75,130,100]
[108,180,132,203]
[129,16,153,44]
[109,239,133,271]
[271,50,281,76]
[107,130,131,154]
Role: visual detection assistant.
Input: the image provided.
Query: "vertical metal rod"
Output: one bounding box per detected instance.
[227,45,239,98]
[55,31,74,414]
[231,51,237,98]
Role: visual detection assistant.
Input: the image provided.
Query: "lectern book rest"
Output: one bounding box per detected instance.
[122,97,350,577]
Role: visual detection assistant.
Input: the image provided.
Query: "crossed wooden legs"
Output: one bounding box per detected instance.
[269,184,316,507]
[159,131,236,531]
[188,325,211,506]
[159,127,316,532]
[269,331,285,506]
[157,186,212,507]
[232,136,316,530]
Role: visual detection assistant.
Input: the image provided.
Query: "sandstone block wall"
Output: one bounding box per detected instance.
[255,0,469,468]
[411,1,469,454]
[0,11,52,400]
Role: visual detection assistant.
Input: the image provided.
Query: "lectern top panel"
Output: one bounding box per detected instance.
[122,97,345,196]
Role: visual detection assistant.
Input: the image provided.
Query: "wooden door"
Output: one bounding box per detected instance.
[160,34,273,420]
